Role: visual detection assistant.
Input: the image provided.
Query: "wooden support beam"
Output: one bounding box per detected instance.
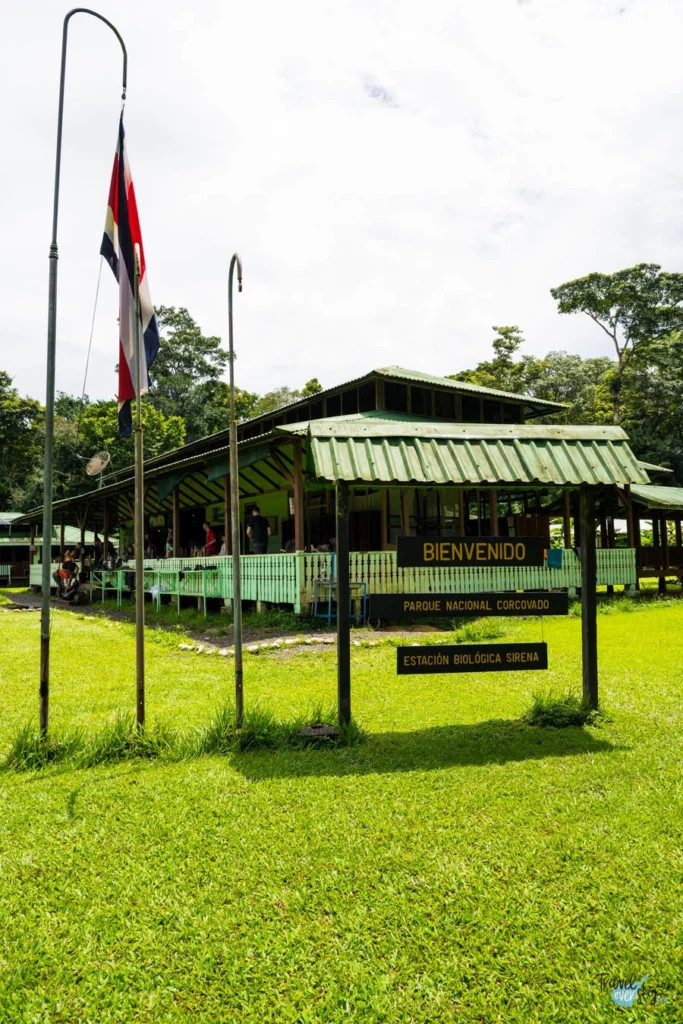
[292,438,305,552]
[400,489,410,536]
[580,487,598,709]
[60,515,66,561]
[458,490,465,538]
[381,489,388,550]
[562,491,572,548]
[659,512,669,594]
[476,492,481,537]
[572,493,581,547]
[489,490,499,537]
[624,485,634,547]
[676,518,682,549]
[599,501,608,549]
[336,481,351,725]
[223,476,231,556]
[102,503,109,562]
[173,486,181,557]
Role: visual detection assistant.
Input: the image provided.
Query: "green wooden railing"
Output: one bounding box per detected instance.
[32,548,637,614]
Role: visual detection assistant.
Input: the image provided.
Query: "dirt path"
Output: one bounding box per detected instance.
[0,589,447,651]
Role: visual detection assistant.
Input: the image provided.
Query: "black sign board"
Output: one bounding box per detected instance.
[397,642,548,675]
[370,592,568,619]
[396,536,545,568]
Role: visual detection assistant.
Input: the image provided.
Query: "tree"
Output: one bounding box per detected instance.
[301,378,323,397]
[0,371,43,508]
[78,401,186,475]
[620,334,683,485]
[550,264,683,422]
[448,326,538,394]
[149,307,229,442]
[527,352,614,425]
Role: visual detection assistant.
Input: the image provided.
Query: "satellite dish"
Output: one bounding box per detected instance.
[85,451,111,476]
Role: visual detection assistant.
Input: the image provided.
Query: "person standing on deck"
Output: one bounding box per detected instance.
[202,521,218,556]
[247,507,270,554]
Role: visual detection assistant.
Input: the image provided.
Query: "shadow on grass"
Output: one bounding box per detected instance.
[233,718,623,781]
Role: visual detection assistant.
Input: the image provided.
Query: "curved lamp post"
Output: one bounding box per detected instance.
[228,254,244,727]
[40,9,128,734]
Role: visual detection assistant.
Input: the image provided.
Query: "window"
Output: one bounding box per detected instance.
[462,396,481,422]
[326,394,341,417]
[342,389,358,415]
[385,382,408,413]
[435,390,456,419]
[310,400,323,420]
[358,381,375,412]
[411,386,431,416]
[502,402,522,423]
[483,400,502,423]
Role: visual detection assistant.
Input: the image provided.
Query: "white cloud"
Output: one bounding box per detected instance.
[3,0,683,405]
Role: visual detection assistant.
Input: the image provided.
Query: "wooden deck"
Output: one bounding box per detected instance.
[30,548,638,613]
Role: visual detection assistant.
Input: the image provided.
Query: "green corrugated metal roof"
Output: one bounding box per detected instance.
[0,526,100,546]
[630,484,683,510]
[637,460,673,475]
[286,418,630,441]
[301,422,647,487]
[374,366,567,408]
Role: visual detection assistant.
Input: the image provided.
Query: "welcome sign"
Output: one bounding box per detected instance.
[396,536,545,568]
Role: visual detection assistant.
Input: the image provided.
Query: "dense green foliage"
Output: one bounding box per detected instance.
[1,308,321,509]
[550,263,683,421]
[452,313,683,481]
[0,371,42,508]
[0,601,681,1020]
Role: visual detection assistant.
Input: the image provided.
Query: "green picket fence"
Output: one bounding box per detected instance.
[35,548,637,617]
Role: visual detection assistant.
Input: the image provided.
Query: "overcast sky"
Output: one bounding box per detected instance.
[3,0,683,405]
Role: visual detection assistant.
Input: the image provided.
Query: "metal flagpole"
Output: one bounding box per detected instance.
[41,8,127,735]
[228,254,243,727]
[133,244,146,728]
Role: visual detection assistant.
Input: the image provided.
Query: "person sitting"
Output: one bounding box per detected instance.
[165,531,174,558]
[62,572,81,603]
[202,521,218,556]
[144,541,155,560]
[219,534,228,556]
[246,507,270,555]
[283,537,296,553]
[53,553,77,596]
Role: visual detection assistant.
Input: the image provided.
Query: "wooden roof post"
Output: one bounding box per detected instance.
[489,490,499,537]
[675,517,682,549]
[102,502,109,561]
[222,476,231,556]
[458,490,465,538]
[562,491,572,548]
[293,438,305,552]
[173,486,181,557]
[60,514,66,561]
[400,490,410,536]
[660,512,669,594]
[580,486,598,709]
[624,484,634,547]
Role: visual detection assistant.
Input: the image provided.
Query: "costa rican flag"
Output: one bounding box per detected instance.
[100,115,159,437]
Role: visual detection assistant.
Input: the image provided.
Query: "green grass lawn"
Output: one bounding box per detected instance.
[0,600,682,1021]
